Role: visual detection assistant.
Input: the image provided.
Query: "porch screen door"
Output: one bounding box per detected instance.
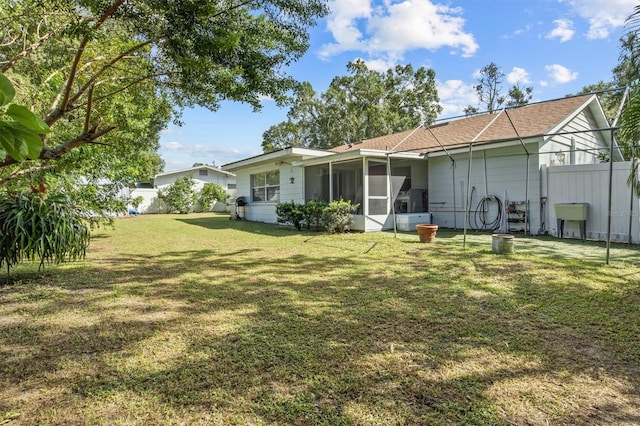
[367,160,388,215]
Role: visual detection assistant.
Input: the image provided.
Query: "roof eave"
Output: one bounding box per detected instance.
[221,147,331,171]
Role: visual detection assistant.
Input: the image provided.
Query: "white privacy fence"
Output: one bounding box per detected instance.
[544,162,640,244]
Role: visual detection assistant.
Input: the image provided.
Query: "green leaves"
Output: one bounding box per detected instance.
[0,73,16,106]
[0,73,49,163]
[0,190,91,275]
[6,104,50,133]
[262,60,442,151]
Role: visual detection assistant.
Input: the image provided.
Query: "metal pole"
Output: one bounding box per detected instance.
[387,151,397,239]
[525,153,530,235]
[606,128,614,264]
[425,125,457,229]
[628,175,634,245]
[452,160,457,229]
[504,110,531,235]
[463,143,473,249]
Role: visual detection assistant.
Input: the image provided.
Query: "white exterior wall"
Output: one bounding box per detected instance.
[129,188,166,213]
[155,169,235,191]
[234,163,305,223]
[545,162,640,243]
[539,108,606,167]
[428,143,541,233]
[129,168,235,214]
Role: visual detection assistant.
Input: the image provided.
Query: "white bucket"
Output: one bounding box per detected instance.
[492,234,514,254]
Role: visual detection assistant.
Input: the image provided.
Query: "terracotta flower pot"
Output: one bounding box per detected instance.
[416,224,438,243]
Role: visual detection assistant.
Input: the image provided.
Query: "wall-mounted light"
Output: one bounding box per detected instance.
[555,151,565,165]
[290,177,295,184]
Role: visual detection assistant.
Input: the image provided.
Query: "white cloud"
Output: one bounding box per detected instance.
[507,67,531,85]
[320,0,478,63]
[362,57,397,72]
[160,141,183,150]
[321,0,372,57]
[160,141,245,157]
[545,64,579,83]
[546,18,575,42]
[560,0,636,39]
[436,79,478,118]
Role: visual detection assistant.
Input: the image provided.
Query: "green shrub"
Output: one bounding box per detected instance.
[198,183,227,212]
[131,195,144,210]
[276,199,356,233]
[303,200,328,231]
[0,188,90,275]
[322,199,357,234]
[276,201,305,230]
[158,175,196,213]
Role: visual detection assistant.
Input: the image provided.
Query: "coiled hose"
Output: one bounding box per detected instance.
[472,196,503,231]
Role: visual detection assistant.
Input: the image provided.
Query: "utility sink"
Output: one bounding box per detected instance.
[554,203,588,221]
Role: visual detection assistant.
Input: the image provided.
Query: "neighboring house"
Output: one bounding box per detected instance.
[223,94,634,240]
[130,165,237,213]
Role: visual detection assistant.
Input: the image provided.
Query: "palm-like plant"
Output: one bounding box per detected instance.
[619,5,640,194]
[0,186,90,277]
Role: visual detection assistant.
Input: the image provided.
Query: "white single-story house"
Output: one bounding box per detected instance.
[223,94,632,239]
[130,165,236,213]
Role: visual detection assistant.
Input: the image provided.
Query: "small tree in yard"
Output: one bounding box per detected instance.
[0,186,90,277]
[158,176,195,214]
[198,183,227,212]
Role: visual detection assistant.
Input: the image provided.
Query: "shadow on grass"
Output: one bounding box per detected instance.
[1,217,639,424]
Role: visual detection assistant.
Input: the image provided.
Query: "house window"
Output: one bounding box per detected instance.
[199,169,208,176]
[251,170,279,202]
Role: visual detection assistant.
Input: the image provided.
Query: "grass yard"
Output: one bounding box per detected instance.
[1,213,639,425]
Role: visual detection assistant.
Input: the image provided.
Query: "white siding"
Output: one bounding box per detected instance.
[428,143,542,233]
[545,162,639,242]
[234,163,304,224]
[539,108,607,167]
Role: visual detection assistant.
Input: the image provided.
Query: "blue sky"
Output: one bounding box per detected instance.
[159,0,637,170]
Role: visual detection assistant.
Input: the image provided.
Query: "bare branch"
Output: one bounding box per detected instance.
[58,0,126,116]
[66,39,153,107]
[0,165,56,186]
[84,85,95,133]
[2,29,56,73]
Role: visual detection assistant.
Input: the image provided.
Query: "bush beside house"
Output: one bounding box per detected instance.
[276,199,358,233]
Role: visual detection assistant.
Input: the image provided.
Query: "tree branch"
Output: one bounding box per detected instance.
[66,40,153,109]
[0,165,56,186]
[58,0,126,118]
[2,29,56,73]
[84,84,94,133]
[0,124,117,168]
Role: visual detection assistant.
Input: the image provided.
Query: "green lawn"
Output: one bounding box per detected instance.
[1,213,639,425]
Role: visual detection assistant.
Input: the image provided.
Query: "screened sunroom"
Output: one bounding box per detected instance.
[296,150,430,231]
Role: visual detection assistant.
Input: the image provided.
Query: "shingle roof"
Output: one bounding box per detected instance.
[330,94,596,154]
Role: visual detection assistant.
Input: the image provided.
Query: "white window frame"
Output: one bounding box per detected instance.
[251,170,280,203]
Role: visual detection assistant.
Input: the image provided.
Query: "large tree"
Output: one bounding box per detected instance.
[465,62,533,115]
[262,60,442,151]
[0,0,328,187]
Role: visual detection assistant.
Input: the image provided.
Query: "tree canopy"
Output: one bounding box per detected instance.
[464,62,533,115]
[0,0,328,190]
[261,60,442,151]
